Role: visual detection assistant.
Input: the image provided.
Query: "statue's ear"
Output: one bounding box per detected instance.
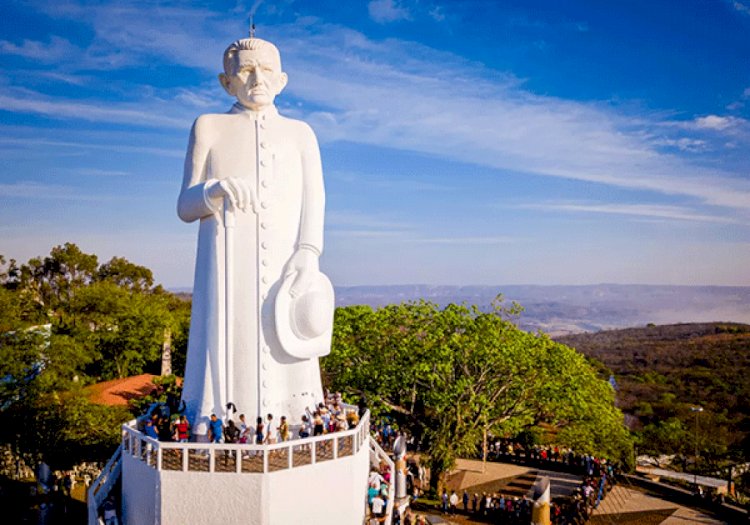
[275,72,288,95]
[219,73,234,96]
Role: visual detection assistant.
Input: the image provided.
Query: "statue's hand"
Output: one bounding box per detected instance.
[205,178,255,212]
[285,248,319,298]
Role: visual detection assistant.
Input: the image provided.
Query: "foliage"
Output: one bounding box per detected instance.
[129,374,183,416]
[324,299,631,487]
[0,389,130,470]
[0,244,191,468]
[559,323,750,470]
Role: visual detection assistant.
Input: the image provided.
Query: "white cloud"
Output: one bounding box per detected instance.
[9,5,750,217]
[34,71,92,86]
[0,136,183,158]
[368,0,411,23]
[327,229,410,240]
[0,36,79,63]
[415,236,517,245]
[652,137,707,152]
[64,168,130,177]
[521,201,738,224]
[282,43,750,211]
[732,1,750,15]
[428,6,445,22]
[174,87,224,109]
[0,88,191,129]
[326,210,412,231]
[0,181,102,200]
[693,114,739,131]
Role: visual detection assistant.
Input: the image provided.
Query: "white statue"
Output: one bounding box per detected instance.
[178,37,334,436]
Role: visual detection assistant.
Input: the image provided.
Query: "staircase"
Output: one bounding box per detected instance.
[369,436,396,524]
[590,479,634,518]
[87,443,123,525]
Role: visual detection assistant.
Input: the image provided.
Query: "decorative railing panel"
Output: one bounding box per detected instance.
[122,409,370,475]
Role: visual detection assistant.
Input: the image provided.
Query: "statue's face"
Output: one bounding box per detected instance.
[221,48,287,110]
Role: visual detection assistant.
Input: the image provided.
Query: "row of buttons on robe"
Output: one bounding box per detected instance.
[258,118,272,302]
[259,115,271,409]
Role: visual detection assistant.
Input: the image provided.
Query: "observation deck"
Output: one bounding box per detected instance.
[108,408,374,525]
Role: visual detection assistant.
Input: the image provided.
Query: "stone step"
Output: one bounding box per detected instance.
[592,484,630,515]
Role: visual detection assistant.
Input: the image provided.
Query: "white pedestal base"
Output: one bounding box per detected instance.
[122,442,369,525]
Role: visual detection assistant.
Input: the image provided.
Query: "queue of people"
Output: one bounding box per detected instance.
[486,439,620,481]
[457,440,621,524]
[140,391,361,445]
[367,462,393,524]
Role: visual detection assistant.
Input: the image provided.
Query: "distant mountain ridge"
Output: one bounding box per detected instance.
[168,284,750,336]
[333,284,750,335]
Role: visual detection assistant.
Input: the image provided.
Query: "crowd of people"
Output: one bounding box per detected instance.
[442,489,538,523]
[437,469,616,525]
[139,391,362,446]
[367,462,393,524]
[421,440,621,524]
[486,439,621,480]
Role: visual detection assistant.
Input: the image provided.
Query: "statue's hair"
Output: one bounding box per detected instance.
[222,38,282,75]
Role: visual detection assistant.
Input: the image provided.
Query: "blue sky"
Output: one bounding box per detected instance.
[1,0,749,288]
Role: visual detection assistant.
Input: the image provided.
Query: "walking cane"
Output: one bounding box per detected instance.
[223,196,235,423]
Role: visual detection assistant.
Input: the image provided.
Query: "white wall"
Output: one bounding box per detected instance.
[122,452,158,525]
[123,444,369,525]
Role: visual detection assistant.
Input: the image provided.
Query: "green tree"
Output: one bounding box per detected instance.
[324,300,631,491]
[16,243,98,322]
[0,389,129,470]
[70,281,172,379]
[97,256,154,292]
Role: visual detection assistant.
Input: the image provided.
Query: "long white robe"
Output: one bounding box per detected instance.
[177,103,325,434]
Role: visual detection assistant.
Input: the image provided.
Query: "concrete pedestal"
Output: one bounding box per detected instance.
[122,441,369,525]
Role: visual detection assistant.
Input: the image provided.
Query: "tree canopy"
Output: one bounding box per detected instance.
[0,244,191,469]
[324,300,632,487]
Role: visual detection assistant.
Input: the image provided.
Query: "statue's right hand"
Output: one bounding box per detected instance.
[205,178,253,212]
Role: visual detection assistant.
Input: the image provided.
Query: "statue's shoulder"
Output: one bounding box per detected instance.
[277,114,317,140]
[192,112,237,132]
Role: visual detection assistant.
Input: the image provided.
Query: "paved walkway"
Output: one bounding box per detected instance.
[591,484,728,525]
[444,458,581,499]
[430,459,728,525]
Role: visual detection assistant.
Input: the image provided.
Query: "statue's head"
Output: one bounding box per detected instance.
[219,38,288,111]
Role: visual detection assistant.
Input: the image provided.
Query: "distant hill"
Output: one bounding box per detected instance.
[170,284,750,335]
[557,323,750,460]
[334,284,750,335]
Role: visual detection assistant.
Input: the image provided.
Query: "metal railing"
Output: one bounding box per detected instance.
[368,436,396,525]
[87,440,124,525]
[122,409,370,475]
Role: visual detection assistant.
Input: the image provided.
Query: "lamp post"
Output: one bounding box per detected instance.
[690,406,703,489]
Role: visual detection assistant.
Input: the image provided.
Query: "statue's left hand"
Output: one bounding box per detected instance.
[285,248,319,297]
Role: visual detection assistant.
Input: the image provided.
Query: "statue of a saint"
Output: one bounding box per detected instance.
[177,37,333,436]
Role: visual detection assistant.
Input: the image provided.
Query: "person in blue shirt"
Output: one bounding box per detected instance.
[209,414,224,443]
[144,419,159,440]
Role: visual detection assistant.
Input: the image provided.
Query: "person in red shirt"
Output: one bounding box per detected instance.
[174,415,190,442]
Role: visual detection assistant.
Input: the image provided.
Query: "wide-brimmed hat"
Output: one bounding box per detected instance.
[275,270,334,359]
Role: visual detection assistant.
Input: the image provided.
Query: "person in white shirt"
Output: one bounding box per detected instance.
[371,494,386,517]
[368,469,384,490]
[264,413,277,444]
[449,490,459,513]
